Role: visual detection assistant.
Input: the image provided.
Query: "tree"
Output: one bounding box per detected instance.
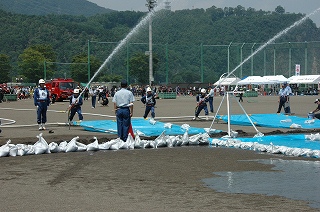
[129,53,159,85]
[0,54,11,83]
[71,54,101,83]
[18,45,56,82]
[275,6,285,14]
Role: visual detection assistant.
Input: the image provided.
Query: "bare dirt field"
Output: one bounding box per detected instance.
[0,94,319,211]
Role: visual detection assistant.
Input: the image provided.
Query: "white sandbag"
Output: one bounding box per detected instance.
[198,133,210,145]
[290,123,302,128]
[119,140,129,150]
[166,136,174,148]
[75,141,87,151]
[49,142,60,153]
[181,124,190,131]
[149,118,156,125]
[189,134,201,145]
[98,141,112,150]
[305,133,320,141]
[109,138,122,150]
[0,140,11,157]
[175,135,183,146]
[16,144,28,156]
[34,133,50,155]
[125,134,135,150]
[25,145,35,155]
[134,134,145,149]
[181,131,189,146]
[58,141,68,152]
[304,119,315,124]
[280,119,292,123]
[65,136,79,152]
[164,123,172,128]
[9,144,18,157]
[87,137,99,151]
[150,131,167,148]
[135,130,145,136]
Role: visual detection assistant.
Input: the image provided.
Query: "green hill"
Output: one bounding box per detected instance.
[0,0,113,16]
[0,4,320,84]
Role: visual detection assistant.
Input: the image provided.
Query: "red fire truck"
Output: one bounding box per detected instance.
[45,78,76,103]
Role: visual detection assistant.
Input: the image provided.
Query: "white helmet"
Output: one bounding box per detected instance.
[201,88,206,93]
[73,89,80,94]
[146,87,152,92]
[39,79,45,84]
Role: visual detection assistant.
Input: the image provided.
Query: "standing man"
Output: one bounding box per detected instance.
[90,86,98,108]
[277,83,290,114]
[141,87,157,120]
[284,82,292,113]
[112,80,135,141]
[33,79,50,130]
[205,86,214,113]
[68,89,83,123]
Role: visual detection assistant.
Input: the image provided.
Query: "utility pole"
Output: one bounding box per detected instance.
[146,0,157,86]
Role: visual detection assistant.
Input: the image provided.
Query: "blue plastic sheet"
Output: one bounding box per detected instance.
[237,134,320,151]
[218,113,320,129]
[78,118,218,137]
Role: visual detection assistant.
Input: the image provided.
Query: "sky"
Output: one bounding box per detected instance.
[88,0,320,26]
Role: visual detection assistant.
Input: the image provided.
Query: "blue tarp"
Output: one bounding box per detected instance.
[78,118,218,137]
[218,113,320,129]
[236,134,320,151]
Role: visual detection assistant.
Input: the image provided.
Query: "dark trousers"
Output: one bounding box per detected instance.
[277,96,287,113]
[143,105,155,118]
[36,102,48,124]
[208,97,214,112]
[69,106,83,121]
[195,104,208,117]
[116,108,131,141]
[91,95,96,108]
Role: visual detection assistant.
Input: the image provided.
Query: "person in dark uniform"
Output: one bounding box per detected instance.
[68,89,84,123]
[33,79,50,130]
[277,83,290,113]
[193,88,209,120]
[310,98,320,119]
[141,87,156,119]
[112,80,135,141]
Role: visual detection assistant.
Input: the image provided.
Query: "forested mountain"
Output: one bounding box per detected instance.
[1,5,320,84]
[0,0,113,16]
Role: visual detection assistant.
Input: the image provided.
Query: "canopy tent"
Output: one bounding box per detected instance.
[262,75,288,84]
[213,77,241,86]
[237,76,269,85]
[288,75,320,84]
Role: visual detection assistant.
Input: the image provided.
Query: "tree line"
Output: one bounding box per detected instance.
[0,5,319,84]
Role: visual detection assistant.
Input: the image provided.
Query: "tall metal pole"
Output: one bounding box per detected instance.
[87,40,90,83]
[146,0,157,86]
[149,17,153,85]
[251,43,256,76]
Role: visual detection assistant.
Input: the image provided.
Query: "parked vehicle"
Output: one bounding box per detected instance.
[45,78,76,103]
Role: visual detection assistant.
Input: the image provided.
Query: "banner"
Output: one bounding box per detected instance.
[295,64,300,76]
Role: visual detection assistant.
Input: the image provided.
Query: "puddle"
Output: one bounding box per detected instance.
[202,159,320,208]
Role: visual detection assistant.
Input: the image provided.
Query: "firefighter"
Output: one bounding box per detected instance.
[33,79,50,130]
[68,89,83,123]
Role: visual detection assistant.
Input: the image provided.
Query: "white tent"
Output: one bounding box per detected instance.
[288,75,320,84]
[237,76,269,85]
[213,77,241,86]
[262,75,288,84]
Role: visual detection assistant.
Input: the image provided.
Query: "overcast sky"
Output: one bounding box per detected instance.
[88,0,320,26]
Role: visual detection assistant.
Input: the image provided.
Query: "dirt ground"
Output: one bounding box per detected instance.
[0,94,320,211]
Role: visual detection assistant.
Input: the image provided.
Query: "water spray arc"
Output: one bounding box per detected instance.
[208,7,320,135]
